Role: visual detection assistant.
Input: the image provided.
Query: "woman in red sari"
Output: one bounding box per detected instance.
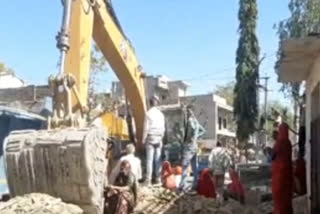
[162,161,177,190]
[197,168,216,198]
[272,123,293,214]
[227,168,245,204]
[294,156,306,195]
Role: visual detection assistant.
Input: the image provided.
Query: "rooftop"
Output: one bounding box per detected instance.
[278,36,320,83]
[0,106,46,121]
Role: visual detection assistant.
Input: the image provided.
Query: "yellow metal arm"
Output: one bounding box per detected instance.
[63,0,146,146]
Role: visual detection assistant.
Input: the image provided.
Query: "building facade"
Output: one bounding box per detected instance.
[279,36,320,213]
[111,75,189,106]
[111,75,236,149]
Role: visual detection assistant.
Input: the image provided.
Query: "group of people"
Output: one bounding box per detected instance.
[104,95,246,214]
[142,95,208,190]
[103,96,308,214]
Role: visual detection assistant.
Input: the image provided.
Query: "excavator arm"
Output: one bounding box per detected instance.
[3,2,147,213]
[61,0,147,146]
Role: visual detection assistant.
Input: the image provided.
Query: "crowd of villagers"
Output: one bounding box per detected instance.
[102,123,307,214]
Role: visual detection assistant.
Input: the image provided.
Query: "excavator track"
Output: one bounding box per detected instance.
[3,127,108,214]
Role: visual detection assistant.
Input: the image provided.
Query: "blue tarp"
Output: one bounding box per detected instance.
[0,156,8,194]
[0,106,46,195]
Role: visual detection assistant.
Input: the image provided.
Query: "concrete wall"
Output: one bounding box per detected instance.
[111,82,125,103]
[111,76,188,107]
[0,85,51,103]
[0,85,51,116]
[305,54,320,208]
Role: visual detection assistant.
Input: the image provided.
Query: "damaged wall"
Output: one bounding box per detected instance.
[0,85,52,116]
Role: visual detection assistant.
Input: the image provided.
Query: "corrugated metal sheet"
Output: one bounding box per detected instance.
[0,106,46,121]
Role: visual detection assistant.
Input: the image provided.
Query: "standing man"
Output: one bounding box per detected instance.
[179,105,205,191]
[209,142,232,204]
[143,95,165,186]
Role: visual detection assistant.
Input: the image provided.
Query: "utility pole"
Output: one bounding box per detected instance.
[261,76,270,122]
[259,76,270,147]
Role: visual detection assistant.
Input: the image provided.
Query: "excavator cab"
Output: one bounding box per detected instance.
[3,1,146,213]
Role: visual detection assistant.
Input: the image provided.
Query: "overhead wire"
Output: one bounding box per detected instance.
[178,52,279,82]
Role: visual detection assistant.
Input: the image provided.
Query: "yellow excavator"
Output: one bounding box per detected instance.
[3,0,146,213]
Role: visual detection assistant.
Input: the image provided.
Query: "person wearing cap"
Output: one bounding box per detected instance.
[108,144,142,185]
[179,105,205,191]
[142,95,165,186]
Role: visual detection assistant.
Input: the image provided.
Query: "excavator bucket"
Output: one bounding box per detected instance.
[3,127,108,214]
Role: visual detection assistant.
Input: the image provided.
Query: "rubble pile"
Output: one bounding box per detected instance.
[0,193,83,214]
[257,201,273,213]
[256,195,308,214]
[292,195,308,214]
[134,186,269,214]
[134,186,179,214]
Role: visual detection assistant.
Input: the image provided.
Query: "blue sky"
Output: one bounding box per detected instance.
[0,1,290,104]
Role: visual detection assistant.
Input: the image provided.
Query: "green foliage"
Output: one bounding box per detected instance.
[265,100,294,139]
[234,0,260,142]
[0,62,14,74]
[215,81,235,106]
[275,0,320,111]
[88,44,108,95]
[87,44,108,119]
[90,44,108,75]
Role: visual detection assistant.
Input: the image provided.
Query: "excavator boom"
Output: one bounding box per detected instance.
[3,1,147,214]
[63,0,147,145]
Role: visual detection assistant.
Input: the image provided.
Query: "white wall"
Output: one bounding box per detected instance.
[0,74,24,89]
[111,76,188,107]
[305,54,320,210]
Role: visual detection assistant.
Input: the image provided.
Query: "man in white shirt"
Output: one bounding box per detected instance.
[209,142,232,203]
[142,95,165,186]
[109,144,142,185]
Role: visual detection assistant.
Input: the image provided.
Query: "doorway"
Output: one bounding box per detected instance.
[311,83,320,213]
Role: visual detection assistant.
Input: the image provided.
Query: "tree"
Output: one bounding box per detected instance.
[0,62,14,74]
[265,100,294,139]
[87,44,108,121]
[275,0,320,132]
[89,44,108,94]
[234,0,260,150]
[215,81,235,106]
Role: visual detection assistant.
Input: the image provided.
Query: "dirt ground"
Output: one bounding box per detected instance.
[0,187,308,214]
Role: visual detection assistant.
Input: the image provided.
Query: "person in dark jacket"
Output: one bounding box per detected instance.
[178,105,205,191]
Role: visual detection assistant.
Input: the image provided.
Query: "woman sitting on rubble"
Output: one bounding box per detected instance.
[104,160,138,214]
[197,168,217,198]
